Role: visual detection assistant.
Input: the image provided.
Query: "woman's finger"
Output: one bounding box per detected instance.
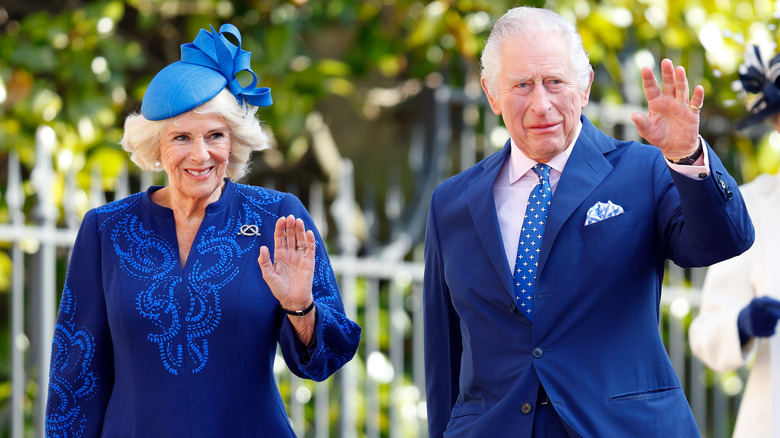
[305,230,315,257]
[273,216,286,250]
[258,246,274,279]
[294,218,307,252]
[284,215,296,251]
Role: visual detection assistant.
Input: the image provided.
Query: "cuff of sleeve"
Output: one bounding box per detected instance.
[280,303,323,367]
[666,135,710,179]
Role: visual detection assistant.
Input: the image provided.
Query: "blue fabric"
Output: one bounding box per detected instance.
[737,296,780,345]
[514,164,551,321]
[141,24,272,121]
[423,116,754,437]
[45,180,360,437]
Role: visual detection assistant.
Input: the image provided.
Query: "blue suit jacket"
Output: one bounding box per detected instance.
[423,116,754,437]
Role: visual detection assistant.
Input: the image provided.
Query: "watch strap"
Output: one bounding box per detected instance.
[280,301,315,317]
[668,137,703,165]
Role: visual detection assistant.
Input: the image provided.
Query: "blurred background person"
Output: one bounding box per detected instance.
[44,24,360,437]
[689,44,780,438]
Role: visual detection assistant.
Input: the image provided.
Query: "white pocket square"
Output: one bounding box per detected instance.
[585,201,624,225]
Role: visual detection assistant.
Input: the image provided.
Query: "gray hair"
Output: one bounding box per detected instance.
[120,88,270,181]
[480,7,592,97]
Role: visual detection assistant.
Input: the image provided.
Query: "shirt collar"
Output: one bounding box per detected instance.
[507,120,582,184]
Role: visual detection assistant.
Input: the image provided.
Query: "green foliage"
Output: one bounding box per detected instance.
[1,1,776,436]
[3,0,778,212]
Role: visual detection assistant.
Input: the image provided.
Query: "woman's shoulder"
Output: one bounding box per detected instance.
[93,192,145,217]
[232,183,301,207]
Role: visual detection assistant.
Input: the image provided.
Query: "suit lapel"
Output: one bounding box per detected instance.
[468,143,516,298]
[537,117,616,275]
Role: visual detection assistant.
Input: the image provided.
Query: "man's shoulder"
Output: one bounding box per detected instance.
[581,116,660,153]
[434,147,507,193]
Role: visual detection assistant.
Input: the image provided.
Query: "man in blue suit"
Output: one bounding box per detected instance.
[423,7,754,437]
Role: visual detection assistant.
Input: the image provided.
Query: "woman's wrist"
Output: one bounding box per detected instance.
[279,300,315,317]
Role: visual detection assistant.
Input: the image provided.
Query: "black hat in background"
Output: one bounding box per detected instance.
[736,44,780,130]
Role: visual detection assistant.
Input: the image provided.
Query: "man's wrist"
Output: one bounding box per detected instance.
[667,137,703,165]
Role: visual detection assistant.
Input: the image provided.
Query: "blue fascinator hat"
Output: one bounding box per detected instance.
[141,23,272,121]
[736,44,780,130]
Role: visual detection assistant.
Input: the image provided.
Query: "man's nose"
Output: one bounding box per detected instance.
[530,87,552,115]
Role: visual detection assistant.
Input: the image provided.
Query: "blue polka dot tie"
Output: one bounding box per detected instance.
[514,164,551,322]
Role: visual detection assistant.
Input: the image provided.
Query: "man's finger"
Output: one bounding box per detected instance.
[674,66,689,105]
[640,66,662,102]
[661,59,675,97]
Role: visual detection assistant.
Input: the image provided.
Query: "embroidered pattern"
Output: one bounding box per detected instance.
[46,286,100,438]
[298,256,361,381]
[238,184,359,381]
[109,198,257,375]
[44,183,359,434]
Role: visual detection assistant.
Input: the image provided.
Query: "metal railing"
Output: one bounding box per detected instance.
[1,87,745,437]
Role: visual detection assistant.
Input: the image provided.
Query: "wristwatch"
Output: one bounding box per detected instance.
[667,137,703,165]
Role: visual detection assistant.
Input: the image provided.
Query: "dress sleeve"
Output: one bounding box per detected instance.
[277,195,361,382]
[46,210,114,437]
[688,248,757,372]
[689,185,762,372]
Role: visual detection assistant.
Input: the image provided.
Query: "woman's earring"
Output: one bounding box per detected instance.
[154,160,161,168]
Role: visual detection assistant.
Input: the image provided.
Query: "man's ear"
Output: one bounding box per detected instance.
[481,77,502,115]
[580,70,594,108]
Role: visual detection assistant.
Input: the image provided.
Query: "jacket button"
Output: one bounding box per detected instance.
[532,347,544,358]
[521,403,532,414]
[509,303,517,313]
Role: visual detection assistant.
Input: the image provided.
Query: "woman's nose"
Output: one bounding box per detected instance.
[189,137,210,161]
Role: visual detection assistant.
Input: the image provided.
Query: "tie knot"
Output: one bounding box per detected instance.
[532,164,550,182]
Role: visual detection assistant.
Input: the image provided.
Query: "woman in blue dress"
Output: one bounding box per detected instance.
[45,24,361,437]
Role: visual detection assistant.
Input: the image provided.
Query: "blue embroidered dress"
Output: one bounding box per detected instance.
[45,180,361,437]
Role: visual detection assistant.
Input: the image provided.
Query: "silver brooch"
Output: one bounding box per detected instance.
[237,224,261,236]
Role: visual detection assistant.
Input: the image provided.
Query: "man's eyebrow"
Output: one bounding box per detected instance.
[506,74,531,82]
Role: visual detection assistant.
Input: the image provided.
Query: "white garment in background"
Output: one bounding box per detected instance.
[772,329,780,436]
[689,172,780,438]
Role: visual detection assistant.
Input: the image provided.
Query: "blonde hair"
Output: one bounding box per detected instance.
[120,88,270,181]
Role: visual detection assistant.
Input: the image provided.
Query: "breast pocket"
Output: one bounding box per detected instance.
[580,210,637,242]
[579,211,639,267]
